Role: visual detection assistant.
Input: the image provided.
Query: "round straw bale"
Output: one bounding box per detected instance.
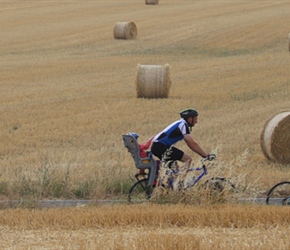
[260,111,290,164]
[135,64,171,98]
[113,22,137,40]
[145,0,159,5]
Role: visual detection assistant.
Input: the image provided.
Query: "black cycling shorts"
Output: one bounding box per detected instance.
[151,142,184,167]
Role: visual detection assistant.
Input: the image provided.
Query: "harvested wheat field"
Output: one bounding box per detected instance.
[0,0,290,249]
[0,204,290,249]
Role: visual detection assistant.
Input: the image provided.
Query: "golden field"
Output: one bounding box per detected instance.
[0,204,290,249]
[0,0,290,249]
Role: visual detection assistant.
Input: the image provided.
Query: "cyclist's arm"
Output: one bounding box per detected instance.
[183,134,208,158]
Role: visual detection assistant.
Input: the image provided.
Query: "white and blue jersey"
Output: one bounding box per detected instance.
[152,118,190,147]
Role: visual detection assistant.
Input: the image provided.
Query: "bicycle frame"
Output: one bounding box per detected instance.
[188,165,208,187]
[128,156,237,204]
[134,172,148,182]
[128,157,236,203]
[167,159,209,190]
[130,158,210,193]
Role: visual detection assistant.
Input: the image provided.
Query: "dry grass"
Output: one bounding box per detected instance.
[0,1,290,248]
[0,204,290,249]
[2,203,289,229]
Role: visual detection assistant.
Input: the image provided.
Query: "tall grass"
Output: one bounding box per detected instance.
[0,160,133,200]
[0,148,264,202]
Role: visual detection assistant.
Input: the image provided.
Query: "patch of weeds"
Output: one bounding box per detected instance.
[50,179,68,198]
[17,176,39,197]
[102,176,133,196]
[73,180,95,199]
[0,181,9,196]
[38,163,72,198]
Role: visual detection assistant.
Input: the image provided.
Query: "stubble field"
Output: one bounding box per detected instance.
[0,0,290,249]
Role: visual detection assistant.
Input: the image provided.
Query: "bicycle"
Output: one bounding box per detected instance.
[128,157,236,203]
[266,181,290,205]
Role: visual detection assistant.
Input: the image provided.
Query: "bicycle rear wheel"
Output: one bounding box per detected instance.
[128,178,154,204]
[266,181,290,206]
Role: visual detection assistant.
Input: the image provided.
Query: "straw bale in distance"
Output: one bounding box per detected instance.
[260,111,290,164]
[135,64,171,98]
[145,0,159,5]
[113,22,137,40]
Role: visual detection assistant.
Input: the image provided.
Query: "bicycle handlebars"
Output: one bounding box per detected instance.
[201,156,215,164]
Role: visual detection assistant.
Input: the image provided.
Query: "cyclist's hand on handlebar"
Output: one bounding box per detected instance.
[207,154,216,161]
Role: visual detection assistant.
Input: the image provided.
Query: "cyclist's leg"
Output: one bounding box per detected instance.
[169,147,188,169]
[180,152,192,167]
[151,142,166,160]
[148,163,157,186]
[151,143,184,169]
[150,143,167,186]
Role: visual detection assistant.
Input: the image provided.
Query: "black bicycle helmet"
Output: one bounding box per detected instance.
[179,108,199,120]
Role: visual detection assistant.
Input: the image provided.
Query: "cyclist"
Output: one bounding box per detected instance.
[150,108,216,169]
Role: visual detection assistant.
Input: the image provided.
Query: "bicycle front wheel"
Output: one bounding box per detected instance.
[128,178,154,204]
[266,181,290,206]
